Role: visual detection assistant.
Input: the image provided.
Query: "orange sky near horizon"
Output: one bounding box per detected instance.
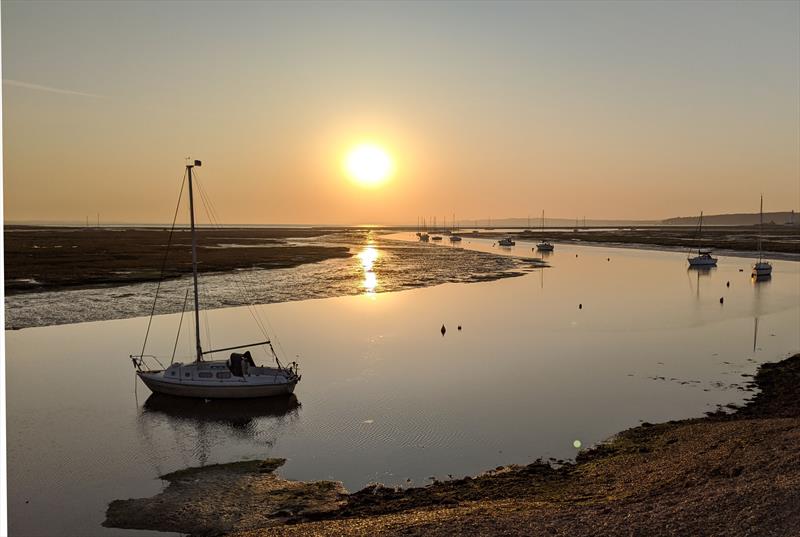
[2,1,799,225]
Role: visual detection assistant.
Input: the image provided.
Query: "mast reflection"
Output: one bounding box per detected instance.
[138,394,301,466]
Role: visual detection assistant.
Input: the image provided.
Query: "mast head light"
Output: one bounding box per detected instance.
[194,160,202,167]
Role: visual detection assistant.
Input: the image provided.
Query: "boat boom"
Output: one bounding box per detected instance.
[201,341,271,356]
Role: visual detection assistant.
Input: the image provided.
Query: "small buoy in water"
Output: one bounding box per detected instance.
[457,325,462,330]
[726,281,730,287]
[739,269,744,272]
[441,324,446,335]
[576,254,578,257]
[719,297,724,304]
[579,303,583,309]
[607,258,610,261]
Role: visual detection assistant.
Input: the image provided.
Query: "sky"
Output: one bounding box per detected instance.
[2,0,799,225]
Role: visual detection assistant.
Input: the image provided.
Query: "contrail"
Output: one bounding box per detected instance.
[3,79,106,98]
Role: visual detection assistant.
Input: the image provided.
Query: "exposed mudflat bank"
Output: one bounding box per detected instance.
[106,353,800,537]
[4,226,351,295]
[468,224,800,258]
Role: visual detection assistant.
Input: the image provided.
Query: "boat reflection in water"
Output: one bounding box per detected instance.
[139,394,301,467]
[143,393,300,426]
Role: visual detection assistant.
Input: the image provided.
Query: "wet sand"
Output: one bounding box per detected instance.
[105,353,800,536]
[4,226,351,294]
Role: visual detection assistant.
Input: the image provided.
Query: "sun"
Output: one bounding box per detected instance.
[345,143,394,187]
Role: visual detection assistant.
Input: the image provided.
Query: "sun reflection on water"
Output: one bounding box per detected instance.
[358,244,380,294]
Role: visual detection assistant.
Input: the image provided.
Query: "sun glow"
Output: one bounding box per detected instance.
[345,143,394,187]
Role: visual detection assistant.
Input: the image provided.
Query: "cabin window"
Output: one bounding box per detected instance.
[198,372,213,378]
[185,372,190,377]
[169,371,175,376]
[216,372,231,379]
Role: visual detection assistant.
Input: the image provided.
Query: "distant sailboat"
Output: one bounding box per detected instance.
[688,211,717,268]
[131,160,301,398]
[752,195,772,279]
[449,213,463,242]
[536,210,554,251]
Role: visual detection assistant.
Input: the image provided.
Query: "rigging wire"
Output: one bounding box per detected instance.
[139,169,187,359]
[171,289,190,364]
[192,170,288,365]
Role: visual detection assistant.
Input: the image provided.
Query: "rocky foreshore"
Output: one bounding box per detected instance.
[105,353,800,536]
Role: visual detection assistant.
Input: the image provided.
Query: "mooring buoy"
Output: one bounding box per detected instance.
[457,325,462,331]
[579,304,583,309]
[441,324,446,335]
[719,297,724,304]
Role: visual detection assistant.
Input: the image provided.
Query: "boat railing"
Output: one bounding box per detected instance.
[131,354,164,372]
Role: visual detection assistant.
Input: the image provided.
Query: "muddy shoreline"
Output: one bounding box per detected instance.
[4,227,351,295]
[105,352,800,536]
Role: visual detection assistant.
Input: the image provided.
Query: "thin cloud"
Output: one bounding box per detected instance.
[3,79,106,98]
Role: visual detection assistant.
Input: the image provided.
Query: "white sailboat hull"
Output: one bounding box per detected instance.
[688,255,717,267]
[138,371,297,399]
[752,262,772,278]
[536,243,554,251]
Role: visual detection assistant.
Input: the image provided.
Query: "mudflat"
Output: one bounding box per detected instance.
[4,226,351,294]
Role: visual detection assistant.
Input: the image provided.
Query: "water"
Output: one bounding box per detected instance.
[6,239,799,536]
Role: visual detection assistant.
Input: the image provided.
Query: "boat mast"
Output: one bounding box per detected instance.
[758,194,763,261]
[187,160,203,362]
[698,211,703,253]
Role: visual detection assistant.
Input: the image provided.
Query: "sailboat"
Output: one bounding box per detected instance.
[752,195,772,279]
[536,210,554,251]
[687,211,717,267]
[131,160,301,399]
[449,214,463,242]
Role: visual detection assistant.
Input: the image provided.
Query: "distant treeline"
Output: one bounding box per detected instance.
[662,211,798,226]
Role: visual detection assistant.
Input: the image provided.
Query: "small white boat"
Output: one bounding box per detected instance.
[688,211,717,267]
[688,249,717,267]
[431,235,443,241]
[752,195,772,279]
[498,237,515,246]
[753,261,772,278]
[131,160,300,399]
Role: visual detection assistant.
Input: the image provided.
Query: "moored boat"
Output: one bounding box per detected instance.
[752,195,772,279]
[688,211,717,268]
[131,160,300,399]
[536,210,554,251]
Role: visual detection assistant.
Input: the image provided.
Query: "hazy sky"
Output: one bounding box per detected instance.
[3,0,799,225]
